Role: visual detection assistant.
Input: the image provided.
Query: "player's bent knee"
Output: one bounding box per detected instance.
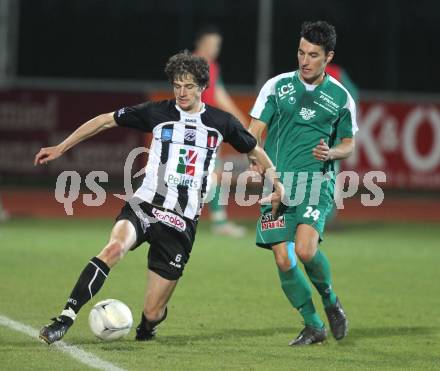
[295,244,314,263]
[275,254,292,272]
[98,240,125,266]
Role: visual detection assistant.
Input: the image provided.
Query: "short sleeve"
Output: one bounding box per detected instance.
[223,115,257,153]
[336,93,358,138]
[113,102,154,132]
[249,78,277,125]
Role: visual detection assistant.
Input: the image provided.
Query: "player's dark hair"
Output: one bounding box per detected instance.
[194,24,222,44]
[165,50,210,88]
[300,21,337,54]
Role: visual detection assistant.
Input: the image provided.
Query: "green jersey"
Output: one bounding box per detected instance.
[250,70,358,176]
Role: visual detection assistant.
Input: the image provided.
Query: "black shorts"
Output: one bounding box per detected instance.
[115,199,197,280]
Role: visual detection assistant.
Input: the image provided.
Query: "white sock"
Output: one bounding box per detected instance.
[61,307,77,321]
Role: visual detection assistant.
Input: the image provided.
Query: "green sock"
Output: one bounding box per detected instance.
[209,185,226,225]
[303,250,337,308]
[278,266,324,329]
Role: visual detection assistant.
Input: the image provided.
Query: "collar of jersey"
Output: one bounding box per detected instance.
[175,102,206,116]
[295,70,329,91]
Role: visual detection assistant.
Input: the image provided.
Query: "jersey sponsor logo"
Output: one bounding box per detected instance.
[167,173,200,189]
[318,91,339,114]
[184,118,197,123]
[207,135,217,148]
[184,128,197,142]
[261,213,286,230]
[278,82,296,99]
[177,148,197,175]
[152,207,186,232]
[319,92,339,109]
[161,128,173,141]
[299,107,316,120]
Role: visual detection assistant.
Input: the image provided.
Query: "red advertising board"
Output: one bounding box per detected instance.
[219,94,440,190]
[0,89,147,180]
[343,101,440,189]
[1,89,439,190]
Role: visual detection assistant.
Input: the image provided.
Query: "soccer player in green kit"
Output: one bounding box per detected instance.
[249,21,358,346]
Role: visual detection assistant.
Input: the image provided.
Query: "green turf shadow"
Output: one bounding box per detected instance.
[155,326,296,346]
[348,326,439,339]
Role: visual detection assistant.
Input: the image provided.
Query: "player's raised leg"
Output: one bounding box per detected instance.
[135,270,177,341]
[272,241,327,346]
[296,224,348,340]
[39,220,137,344]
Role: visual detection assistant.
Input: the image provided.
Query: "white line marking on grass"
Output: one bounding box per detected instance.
[0,314,126,371]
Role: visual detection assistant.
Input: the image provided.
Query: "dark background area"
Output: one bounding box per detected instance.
[17,0,440,92]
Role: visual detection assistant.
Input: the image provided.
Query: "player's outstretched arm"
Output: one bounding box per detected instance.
[247,118,267,174]
[248,118,266,146]
[34,112,117,165]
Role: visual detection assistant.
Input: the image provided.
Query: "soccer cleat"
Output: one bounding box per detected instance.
[39,316,73,344]
[289,325,327,346]
[135,307,168,341]
[325,297,348,340]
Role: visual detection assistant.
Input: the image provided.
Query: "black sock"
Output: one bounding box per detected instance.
[136,308,168,340]
[62,257,110,317]
[143,308,168,331]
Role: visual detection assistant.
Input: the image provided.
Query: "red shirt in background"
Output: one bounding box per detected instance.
[201,61,220,106]
[325,64,342,81]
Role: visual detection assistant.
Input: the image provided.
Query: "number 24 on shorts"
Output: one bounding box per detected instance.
[303,206,320,221]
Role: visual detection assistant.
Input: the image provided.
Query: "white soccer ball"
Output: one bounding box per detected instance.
[88,299,133,341]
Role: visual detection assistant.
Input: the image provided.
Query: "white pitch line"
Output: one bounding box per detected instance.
[0,314,126,371]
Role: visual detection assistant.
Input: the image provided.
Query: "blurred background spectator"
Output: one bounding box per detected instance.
[194,24,248,237]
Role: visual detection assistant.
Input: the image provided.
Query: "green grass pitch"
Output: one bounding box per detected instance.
[0,219,439,370]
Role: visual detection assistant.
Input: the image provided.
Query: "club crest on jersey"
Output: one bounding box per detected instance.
[161,128,173,141]
[299,107,316,121]
[184,128,197,142]
[207,135,217,148]
[177,148,197,176]
[261,213,285,231]
[288,96,296,104]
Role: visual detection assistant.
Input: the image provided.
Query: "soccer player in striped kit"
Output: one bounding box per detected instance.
[35,51,284,344]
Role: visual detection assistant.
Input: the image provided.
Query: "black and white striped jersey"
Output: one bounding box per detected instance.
[114,99,256,220]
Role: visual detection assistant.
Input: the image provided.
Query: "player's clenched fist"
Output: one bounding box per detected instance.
[312,138,331,162]
[34,146,62,165]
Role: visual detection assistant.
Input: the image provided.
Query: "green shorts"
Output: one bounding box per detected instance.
[256,176,334,249]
